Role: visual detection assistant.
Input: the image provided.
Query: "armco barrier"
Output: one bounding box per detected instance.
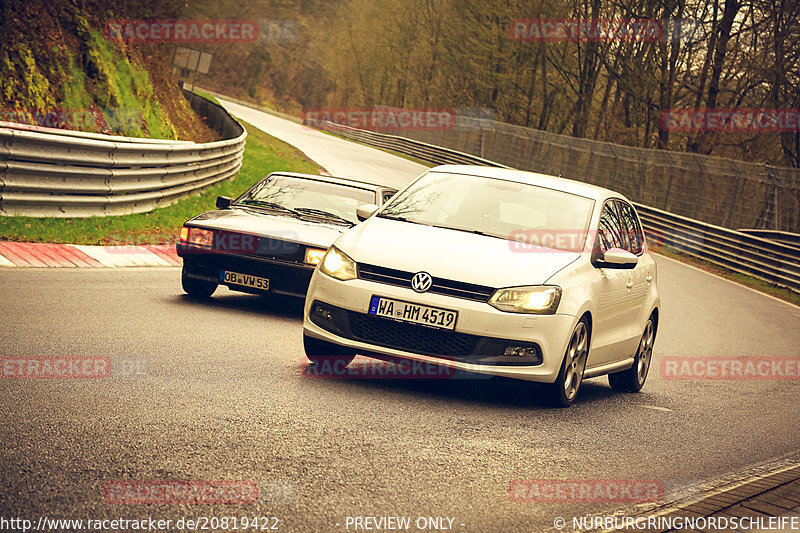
[320,121,800,293]
[0,90,246,217]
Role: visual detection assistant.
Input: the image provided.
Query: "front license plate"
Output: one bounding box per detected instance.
[220,270,270,290]
[368,296,457,330]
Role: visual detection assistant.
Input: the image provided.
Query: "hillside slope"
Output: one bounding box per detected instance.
[0,0,218,142]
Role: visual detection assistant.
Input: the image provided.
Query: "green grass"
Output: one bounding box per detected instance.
[0,119,320,245]
[83,29,176,139]
[655,245,800,307]
[194,90,220,106]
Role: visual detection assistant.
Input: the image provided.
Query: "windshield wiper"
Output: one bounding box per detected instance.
[238,200,302,217]
[377,213,413,222]
[428,223,505,240]
[294,207,354,225]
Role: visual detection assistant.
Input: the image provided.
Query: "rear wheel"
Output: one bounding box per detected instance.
[609,316,656,392]
[303,334,355,367]
[181,267,217,298]
[544,318,589,407]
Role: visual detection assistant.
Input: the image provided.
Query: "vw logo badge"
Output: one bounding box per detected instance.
[411,271,433,293]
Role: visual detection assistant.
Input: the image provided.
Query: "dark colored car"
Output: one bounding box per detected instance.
[177,172,396,298]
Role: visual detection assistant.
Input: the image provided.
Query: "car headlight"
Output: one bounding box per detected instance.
[180,226,213,247]
[319,246,357,281]
[488,285,562,314]
[304,247,327,266]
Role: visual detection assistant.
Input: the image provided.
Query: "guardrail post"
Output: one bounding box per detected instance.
[766,164,779,231]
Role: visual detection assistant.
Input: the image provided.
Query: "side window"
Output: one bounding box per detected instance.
[381,190,396,204]
[596,202,624,253]
[615,200,644,255]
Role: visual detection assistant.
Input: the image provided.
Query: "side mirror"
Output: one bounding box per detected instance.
[216,196,233,209]
[597,248,638,269]
[356,203,380,222]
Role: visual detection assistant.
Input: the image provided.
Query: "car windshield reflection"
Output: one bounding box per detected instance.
[378,171,595,252]
[236,175,376,225]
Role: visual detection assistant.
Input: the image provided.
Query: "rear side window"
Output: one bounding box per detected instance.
[596,202,625,253]
[615,200,644,255]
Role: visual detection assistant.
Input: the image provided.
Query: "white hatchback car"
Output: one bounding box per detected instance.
[302,165,660,406]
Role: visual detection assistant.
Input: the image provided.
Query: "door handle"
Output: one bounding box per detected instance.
[625,281,634,289]
[646,275,653,283]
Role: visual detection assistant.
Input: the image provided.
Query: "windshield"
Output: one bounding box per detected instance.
[378,172,595,252]
[235,175,375,225]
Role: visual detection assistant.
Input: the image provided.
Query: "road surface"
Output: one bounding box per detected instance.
[2,100,799,532]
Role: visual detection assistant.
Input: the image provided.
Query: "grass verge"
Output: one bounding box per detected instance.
[0,119,320,245]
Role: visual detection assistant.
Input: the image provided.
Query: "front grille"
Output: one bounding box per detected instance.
[182,254,313,297]
[347,311,480,357]
[310,301,543,366]
[357,263,495,302]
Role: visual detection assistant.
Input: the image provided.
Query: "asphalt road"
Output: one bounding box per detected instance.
[2,101,800,532]
[217,98,427,189]
[1,259,799,532]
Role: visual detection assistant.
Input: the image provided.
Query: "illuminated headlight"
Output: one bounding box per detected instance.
[488,286,562,314]
[304,247,327,266]
[180,226,213,247]
[319,246,357,281]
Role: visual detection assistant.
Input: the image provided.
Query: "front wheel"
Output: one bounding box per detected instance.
[303,334,355,367]
[181,267,217,298]
[544,318,589,407]
[609,316,656,392]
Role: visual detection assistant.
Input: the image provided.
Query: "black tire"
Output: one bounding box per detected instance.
[543,317,590,407]
[303,334,355,367]
[609,315,656,392]
[181,268,217,298]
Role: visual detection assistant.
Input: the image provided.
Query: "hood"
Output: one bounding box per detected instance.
[188,207,348,247]
[337,217,580,287]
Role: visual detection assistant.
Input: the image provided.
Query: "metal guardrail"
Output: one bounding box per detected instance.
[320,121,800,294]
[637,205,800,293]
[195,87,303,125]
[0,90,246,217]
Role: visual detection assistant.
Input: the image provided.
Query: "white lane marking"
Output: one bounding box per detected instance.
[73,245,171,267]
[0,253,16,267]
[655,253,800,311]
[639,404,673,412]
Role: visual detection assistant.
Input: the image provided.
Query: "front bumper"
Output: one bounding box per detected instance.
[303,269,578,382]
[179,244,314,298]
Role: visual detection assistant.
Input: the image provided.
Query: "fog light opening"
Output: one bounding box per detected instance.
[314,304,334,322]
[503,346,538,357]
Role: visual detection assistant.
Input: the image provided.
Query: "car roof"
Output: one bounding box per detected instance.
[427,165,625,203]
[267,171,397,193]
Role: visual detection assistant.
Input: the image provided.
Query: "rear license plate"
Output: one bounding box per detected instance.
[368,296,457,330]
[220,270,270,290]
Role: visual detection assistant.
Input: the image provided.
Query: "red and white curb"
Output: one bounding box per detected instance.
[0,242,181,268]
